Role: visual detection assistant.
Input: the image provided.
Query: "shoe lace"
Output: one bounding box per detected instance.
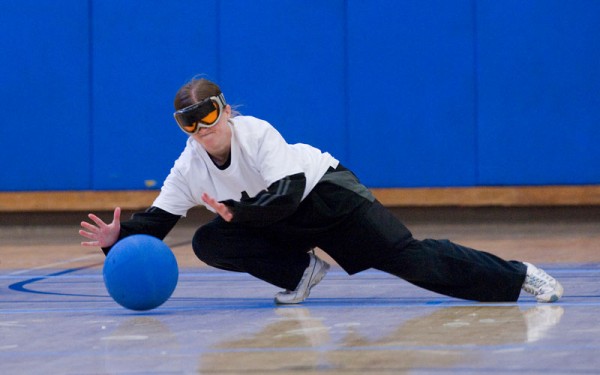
[524,273,552,295]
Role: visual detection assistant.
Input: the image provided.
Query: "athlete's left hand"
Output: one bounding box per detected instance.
[201,193,234,222]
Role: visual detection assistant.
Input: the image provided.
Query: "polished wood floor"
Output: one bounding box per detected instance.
[1,206,599,374]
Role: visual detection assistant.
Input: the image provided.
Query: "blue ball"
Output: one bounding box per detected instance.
[103,235,178,311]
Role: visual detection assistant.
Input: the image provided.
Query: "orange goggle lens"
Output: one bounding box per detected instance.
[200,105,219,125]
[173,94,226,134]
[182,122,199,133]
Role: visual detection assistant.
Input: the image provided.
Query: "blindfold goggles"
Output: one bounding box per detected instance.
[173,93,226,134]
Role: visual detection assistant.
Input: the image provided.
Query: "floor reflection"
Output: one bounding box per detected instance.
[199,305,564,373]
[98,316,184,374]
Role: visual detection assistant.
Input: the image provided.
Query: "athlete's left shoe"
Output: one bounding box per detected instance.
[521,262,564,303]
[274,251,330,304]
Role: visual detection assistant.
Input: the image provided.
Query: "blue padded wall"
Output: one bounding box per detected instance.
[1,0,599,191]
[477,0,600,185]
[0,0,91,190]
[91,0,219,189]
[347,0,477,187]
[219,0,346,160]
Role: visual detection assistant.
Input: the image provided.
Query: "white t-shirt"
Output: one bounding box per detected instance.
[153,116,339,216]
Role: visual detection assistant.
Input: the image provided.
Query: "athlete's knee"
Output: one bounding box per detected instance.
[192,223,222,265]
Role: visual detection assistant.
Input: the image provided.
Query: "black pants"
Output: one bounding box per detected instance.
[192,171,526,302]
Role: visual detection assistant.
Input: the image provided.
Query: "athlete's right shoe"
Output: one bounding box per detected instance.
[274,251,330,305]
[521,262,564,303]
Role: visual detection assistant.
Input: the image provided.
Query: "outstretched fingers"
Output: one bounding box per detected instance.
[112,206,121,224]
[80,220,99,234]
[80,238,101,247]
[87,213,108,228]
[201,193,233,222]
[78,207,122,248]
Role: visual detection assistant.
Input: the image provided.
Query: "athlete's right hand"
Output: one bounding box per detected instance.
[79,207,121,248]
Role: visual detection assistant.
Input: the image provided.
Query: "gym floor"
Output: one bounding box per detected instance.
[1,206,599,374]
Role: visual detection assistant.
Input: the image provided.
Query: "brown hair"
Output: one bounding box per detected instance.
[173,78,222,110]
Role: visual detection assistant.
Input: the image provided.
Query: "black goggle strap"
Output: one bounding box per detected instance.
[174,93,226,133]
